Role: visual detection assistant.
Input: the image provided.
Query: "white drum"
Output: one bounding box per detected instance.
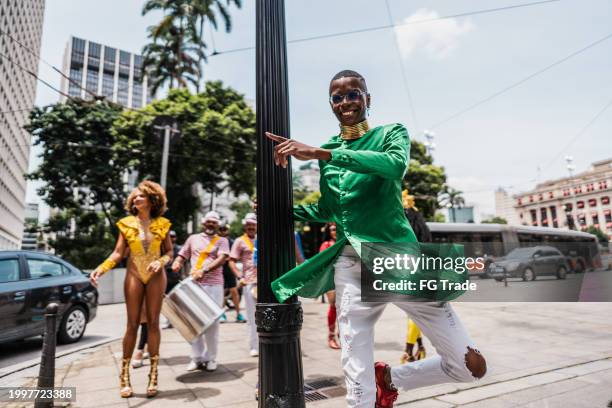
[161,278,225,343]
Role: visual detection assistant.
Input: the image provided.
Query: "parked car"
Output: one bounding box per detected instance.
[0,250,98,344]
[488,246,569,281]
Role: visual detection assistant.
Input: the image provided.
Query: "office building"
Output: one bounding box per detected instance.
[0,0,46,249]
[60,36,152,108]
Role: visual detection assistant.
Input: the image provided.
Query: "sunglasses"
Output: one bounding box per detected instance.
[329,89,366,105]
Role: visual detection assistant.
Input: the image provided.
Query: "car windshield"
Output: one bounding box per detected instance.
[505,248,536,259]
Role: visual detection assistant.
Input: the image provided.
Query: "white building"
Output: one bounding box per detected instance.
[60,36,153,108]
[0,0,46,249]
[296,161,320,192]
[513,158,612,237]
[21,202,39,250]
[494,188,521,225]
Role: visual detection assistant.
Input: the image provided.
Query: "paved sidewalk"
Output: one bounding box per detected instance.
[8,301,612,407]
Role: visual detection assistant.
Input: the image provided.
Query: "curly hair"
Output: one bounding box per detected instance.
[125,180,168,218]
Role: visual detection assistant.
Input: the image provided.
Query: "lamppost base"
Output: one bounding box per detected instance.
[256,302,305,408]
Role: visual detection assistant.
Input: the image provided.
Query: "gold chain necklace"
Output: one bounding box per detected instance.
[340,120,370,140]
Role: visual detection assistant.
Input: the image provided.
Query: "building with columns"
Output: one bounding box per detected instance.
[513,158,612,238]
[59,36,152,108]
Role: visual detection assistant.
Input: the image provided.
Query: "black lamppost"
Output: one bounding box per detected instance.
[255,0,305,407]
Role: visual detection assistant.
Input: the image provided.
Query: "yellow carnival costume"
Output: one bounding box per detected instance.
[116,215,172,284]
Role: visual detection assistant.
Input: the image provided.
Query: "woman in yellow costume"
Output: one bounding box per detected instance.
[90,180,173,398]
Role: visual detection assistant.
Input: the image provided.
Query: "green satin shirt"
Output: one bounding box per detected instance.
[271,123,420,303]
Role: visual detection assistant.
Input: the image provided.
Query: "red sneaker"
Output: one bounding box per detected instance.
[375,362,398,408]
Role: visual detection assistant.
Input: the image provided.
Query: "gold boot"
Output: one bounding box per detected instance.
[147,355,160,398]
[119,358,133,398]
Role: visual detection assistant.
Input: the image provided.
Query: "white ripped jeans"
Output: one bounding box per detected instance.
[191,284,224,363]
[334,245,482,408]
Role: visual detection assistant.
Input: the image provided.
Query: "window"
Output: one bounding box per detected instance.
[577,201,584,209]
[574,186,582,194]
[586,183,594,192]
[529,195,534,203]
[540,208,548,225]
[27,259,66,279]
[517,198,523,206]
[548,191,554,199]
[0,259,20,283]
[602,196,610,205]
[563,189,571,197]
[530,209,537,226]
[538,193,543,201]
[599,180,608,190]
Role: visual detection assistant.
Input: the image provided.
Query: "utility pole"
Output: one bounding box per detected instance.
[565,155,576,178]
[424,129,436,157]
[153,121,179,190]
[255,0,305,406]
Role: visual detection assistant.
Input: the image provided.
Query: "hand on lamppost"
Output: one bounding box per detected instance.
[265,132,331,168]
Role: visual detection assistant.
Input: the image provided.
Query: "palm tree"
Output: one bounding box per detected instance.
[141,0,242,94]
[439,186,465,223]
[191,0,242,84]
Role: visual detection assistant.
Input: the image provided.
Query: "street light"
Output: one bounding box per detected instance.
[255,1,305,407]
[565,155,576,178]
[424,129,436,157]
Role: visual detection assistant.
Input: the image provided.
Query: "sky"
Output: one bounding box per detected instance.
[27,0,612,221]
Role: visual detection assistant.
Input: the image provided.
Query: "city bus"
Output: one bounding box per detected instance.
[427,223,601,277]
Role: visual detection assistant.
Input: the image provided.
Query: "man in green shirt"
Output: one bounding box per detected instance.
[266,70,486,408]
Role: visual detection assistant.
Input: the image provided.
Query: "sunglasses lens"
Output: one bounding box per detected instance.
[331,94,343,104]
[347,90,362,101]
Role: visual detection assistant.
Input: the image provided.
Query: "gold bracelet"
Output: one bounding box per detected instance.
[97,258,117,274]
[158,255,171,266]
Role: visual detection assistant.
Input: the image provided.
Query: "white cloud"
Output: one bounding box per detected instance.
[394,9,475,59]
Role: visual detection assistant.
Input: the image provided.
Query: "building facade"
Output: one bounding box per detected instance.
[0,0,46,249]
[21,202,39,250]
[495,188,521,225]
[60,36,152,108]
[513,158,612,238]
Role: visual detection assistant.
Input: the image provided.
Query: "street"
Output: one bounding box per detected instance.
[460,269,612,302]
[0,303,125,379]
[2,298,611,407]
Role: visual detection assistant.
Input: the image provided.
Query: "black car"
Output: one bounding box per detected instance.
[0,250,98,344]
[488,246,569,281]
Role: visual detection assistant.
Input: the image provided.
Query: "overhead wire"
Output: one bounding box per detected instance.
[430,31,612,129]
[383,0,420,132]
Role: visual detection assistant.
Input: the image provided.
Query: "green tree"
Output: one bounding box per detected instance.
[228,199,252,237]
[482,216,508,224]
[403,140,447,220]
[46,209,116,269]
[112,83,256,235]
[439,186,465,223]
[586,226,609,244]
[26,99,128,226]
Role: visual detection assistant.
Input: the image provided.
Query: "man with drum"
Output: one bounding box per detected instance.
[171,211,230,372]
[229,213,258,357]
